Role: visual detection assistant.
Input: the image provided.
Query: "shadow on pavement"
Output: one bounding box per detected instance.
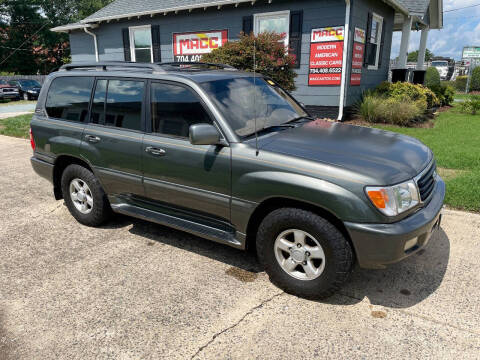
[105,215,450,308]
[117,216,263,274]
[329,227,450,309]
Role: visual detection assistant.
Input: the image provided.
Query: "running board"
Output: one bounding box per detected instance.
[110,202,243,249]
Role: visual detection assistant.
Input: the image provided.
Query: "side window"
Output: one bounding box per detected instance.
[90,79,144,131]
[151,82,212,137]
[45,77,94,122]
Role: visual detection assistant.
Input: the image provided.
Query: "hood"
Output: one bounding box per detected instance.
[258,120,432,185]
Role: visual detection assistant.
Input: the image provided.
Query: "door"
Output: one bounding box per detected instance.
[80,78,146,197]
[142,81,231,222]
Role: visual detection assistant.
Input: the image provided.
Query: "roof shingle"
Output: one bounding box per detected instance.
[396,0,430,16]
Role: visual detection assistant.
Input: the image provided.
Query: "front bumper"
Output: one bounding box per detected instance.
[345,177,445,269]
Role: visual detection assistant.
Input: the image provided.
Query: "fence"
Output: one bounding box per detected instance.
[0,75,47,85]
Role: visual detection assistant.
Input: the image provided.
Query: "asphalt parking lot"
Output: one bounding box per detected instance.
[1,134,479,359]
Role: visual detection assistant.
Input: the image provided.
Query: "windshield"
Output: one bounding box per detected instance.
[432,61,448,67]
[18,80,41,87]
[201,77,307,137]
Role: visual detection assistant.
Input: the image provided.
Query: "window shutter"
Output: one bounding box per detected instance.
[378,20,386,67]
[289,10,303,69]
[242,15,253,35]
[122,28,131,62]
[151,25,161,62]
[363,12,372,67]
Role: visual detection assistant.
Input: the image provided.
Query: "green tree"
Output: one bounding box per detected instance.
[202,32,297,91]
[470,67,480,92]
[407,48,434,63]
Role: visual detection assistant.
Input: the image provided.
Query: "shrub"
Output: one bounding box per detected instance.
[460,95,480,115]
[374,81,439,109]
[470,67,480,92]
[425,67,441,88]
[455,76,468,92]
[202,32,297,91]
[356,94,424,126]
[429,84,455,106]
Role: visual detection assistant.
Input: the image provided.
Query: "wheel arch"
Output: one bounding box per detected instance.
[53,155,94,200]
[245,197,354,257]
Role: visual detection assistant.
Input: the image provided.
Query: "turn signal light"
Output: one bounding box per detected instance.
[29,128,35,151]
[367,189,388,209]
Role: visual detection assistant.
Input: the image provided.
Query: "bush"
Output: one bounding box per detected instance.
[429,84,455,106]
[356,93,424,126]
[470,67,480,92]
[374,81,439,109]
[455,76,468,92]
[425,67,441,88]
[459,95,480,115]
[202,32,297,91]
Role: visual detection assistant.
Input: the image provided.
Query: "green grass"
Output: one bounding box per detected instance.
[0,114,32,138]
[0,100,36,106]
[374,105,480,212]
[454,93,470,101]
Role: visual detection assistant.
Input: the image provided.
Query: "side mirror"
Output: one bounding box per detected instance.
[189,123,221,145]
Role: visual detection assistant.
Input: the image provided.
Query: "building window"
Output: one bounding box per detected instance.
[129,25,153,63]
[367,13,383,69]
[254,11,290,48]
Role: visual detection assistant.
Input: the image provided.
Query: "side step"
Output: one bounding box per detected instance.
[110,202,243,249]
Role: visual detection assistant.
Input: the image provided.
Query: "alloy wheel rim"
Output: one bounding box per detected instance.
[274,229,326,281]
[69,178,93,214]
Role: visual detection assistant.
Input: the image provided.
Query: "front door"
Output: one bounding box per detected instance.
[80,78,146,197]
[142,81,231,222]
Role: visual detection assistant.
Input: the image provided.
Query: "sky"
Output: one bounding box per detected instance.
[390,0,480,60]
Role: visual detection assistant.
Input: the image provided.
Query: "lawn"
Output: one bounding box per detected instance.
[374,105,480,212]
[0,113,32,138]
[454,93,470,101]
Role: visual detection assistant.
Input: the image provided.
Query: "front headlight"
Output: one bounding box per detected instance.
[366,180,420,216]
[27,90,34,93]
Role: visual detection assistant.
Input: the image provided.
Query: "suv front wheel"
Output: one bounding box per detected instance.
[256,208,353,299]
[61,164,111,226]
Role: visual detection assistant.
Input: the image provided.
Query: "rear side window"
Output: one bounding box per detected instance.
[45,77,94,122]
[151,82,212,137]
[91,79,144,131]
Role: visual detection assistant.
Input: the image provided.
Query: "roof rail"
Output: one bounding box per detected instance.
[60,61,167,73]
[158,62,237,71]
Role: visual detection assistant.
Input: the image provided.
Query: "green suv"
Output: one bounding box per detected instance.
[30,62,444,299]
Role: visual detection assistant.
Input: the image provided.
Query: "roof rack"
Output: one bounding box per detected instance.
[60,61,167,73]
[158,62,237,71]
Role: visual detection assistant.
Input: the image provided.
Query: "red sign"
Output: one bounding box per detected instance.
[308,26,344,86]
[173,30,228,62]
[350,42,365,85]
[350,27,365,86]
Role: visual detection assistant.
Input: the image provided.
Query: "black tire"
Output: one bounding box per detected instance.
[23,92,29,101]
[256,208,353,299]
[61,164,112,226]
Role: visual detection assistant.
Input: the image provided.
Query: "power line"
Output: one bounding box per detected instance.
[444,3,480,13]
[0,22,49,66]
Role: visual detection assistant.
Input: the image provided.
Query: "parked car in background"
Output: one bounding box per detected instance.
[0,80,20,101]
[8,79,42,100]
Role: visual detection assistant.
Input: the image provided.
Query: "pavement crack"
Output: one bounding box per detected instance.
[190,291,284,359]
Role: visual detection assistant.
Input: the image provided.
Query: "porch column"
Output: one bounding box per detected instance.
[416,27,429,70]
[398,15,412,68]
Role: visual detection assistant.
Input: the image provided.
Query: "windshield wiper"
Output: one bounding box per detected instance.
[283,116,315,125]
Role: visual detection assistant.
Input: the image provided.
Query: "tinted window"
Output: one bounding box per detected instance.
[151,82,211,137]
[91,80,107,124]
[46,77,94,122]
[104,80,144,131]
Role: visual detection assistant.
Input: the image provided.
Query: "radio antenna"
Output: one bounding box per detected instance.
[253,39,259,156]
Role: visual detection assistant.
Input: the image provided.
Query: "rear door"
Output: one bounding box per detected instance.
[31,76,93,161]
[142,80,231,222]
[79,78,146,197]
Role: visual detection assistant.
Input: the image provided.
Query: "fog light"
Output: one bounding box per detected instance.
[404,237,418,251]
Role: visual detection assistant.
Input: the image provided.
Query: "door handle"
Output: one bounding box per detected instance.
[145,146,166,156]
[85,134,101,143]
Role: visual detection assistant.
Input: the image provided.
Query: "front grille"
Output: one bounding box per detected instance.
[417,162,436,201]
[2,88,16,93]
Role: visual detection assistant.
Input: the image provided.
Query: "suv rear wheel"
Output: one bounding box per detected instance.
[256,208,353,299]
[61,164,111,226]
